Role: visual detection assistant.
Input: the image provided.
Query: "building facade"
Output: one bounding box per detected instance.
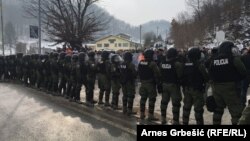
[94,34,140,51]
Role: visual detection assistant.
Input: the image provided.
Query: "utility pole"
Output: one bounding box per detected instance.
[0,0,4,55]
[139,25,142,52]
[38,0,41,54]
[157,26,159,37]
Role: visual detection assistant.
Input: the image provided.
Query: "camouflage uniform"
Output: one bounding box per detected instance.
[58,53,67,96]
[64,55,72,98]
[86,52,97,105]
[36,55,44,89]
[23,55,31,86]
[69,55,78,101]
[0,56,4,81]
[239,103,250,125]
[75,53,87,102]
[209,42,246,125]
[9,55,17,80]
[16,53,23,82]
[182,48,208,125]
[120,52,137,115]
[30,54,37,87]
[51,53,59,94]
[42,54,51,91]
[110,55,122,109]
[138,50,161,121]
[4,56,10,80]
[97,51,111,106]
[159,48,183,125]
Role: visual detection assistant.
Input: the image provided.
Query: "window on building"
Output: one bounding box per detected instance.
[123,43,129,47]
[115,43,117,47]
[104,44,109,47]
[97,44,102,47]
[109,39,116,44]
[118,43,122,47]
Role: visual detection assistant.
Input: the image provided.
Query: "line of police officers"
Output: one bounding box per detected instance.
[0,41,249,125]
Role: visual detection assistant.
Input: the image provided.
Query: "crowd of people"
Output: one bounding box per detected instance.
[0,41,250,125]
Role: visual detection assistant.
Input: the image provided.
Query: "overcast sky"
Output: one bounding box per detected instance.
[97,0,187,26]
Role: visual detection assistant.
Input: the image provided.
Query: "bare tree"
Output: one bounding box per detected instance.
[186,0,204,20]
[24,0,108,50]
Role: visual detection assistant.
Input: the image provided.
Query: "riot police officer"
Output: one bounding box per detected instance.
[42,54,50,91]
[16,53,23,82]
[182,48,208,125]
[120,52,137,116]
[69,54,78,101]
[36,55,44,90]
[30,54,38,87]
[51,53,59,94]
[86,52,97,106]
[75,52,87,103]
[97,51,111,107]
[58,52,67,96]
[160,48,183,125]
[64,54,72,98]
[110,54,122,110]
[0,55,4,81]
[138,50,161,121]
[23,55,31,86]
[209,41,246,125]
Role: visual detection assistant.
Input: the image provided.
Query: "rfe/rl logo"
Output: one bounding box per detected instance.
[214,59,229,66]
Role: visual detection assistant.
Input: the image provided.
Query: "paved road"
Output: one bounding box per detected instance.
[0,83,136,141]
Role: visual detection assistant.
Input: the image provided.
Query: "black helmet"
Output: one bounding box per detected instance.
[49,52,54,58]
[78,52,86,62]
[88,52,96,58]
[144,50,154,60]
[16,53,23,58]
[101,51,110,60]
[167,48,178,59]
[0,55,3,60]
[43,54,49,60]
[218,41,234,55]
[124,52,133,62]
[24,55,31,60]
[31,54,35,59]
[34,54,39,60]
[72,54,78,61]
[10,55,16,59]
[53,52,59,59]
[65,55,72,62]
[59,52,66,59]
[111,55,120,63]
[211,47,218,55]
[188,47,201,62]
